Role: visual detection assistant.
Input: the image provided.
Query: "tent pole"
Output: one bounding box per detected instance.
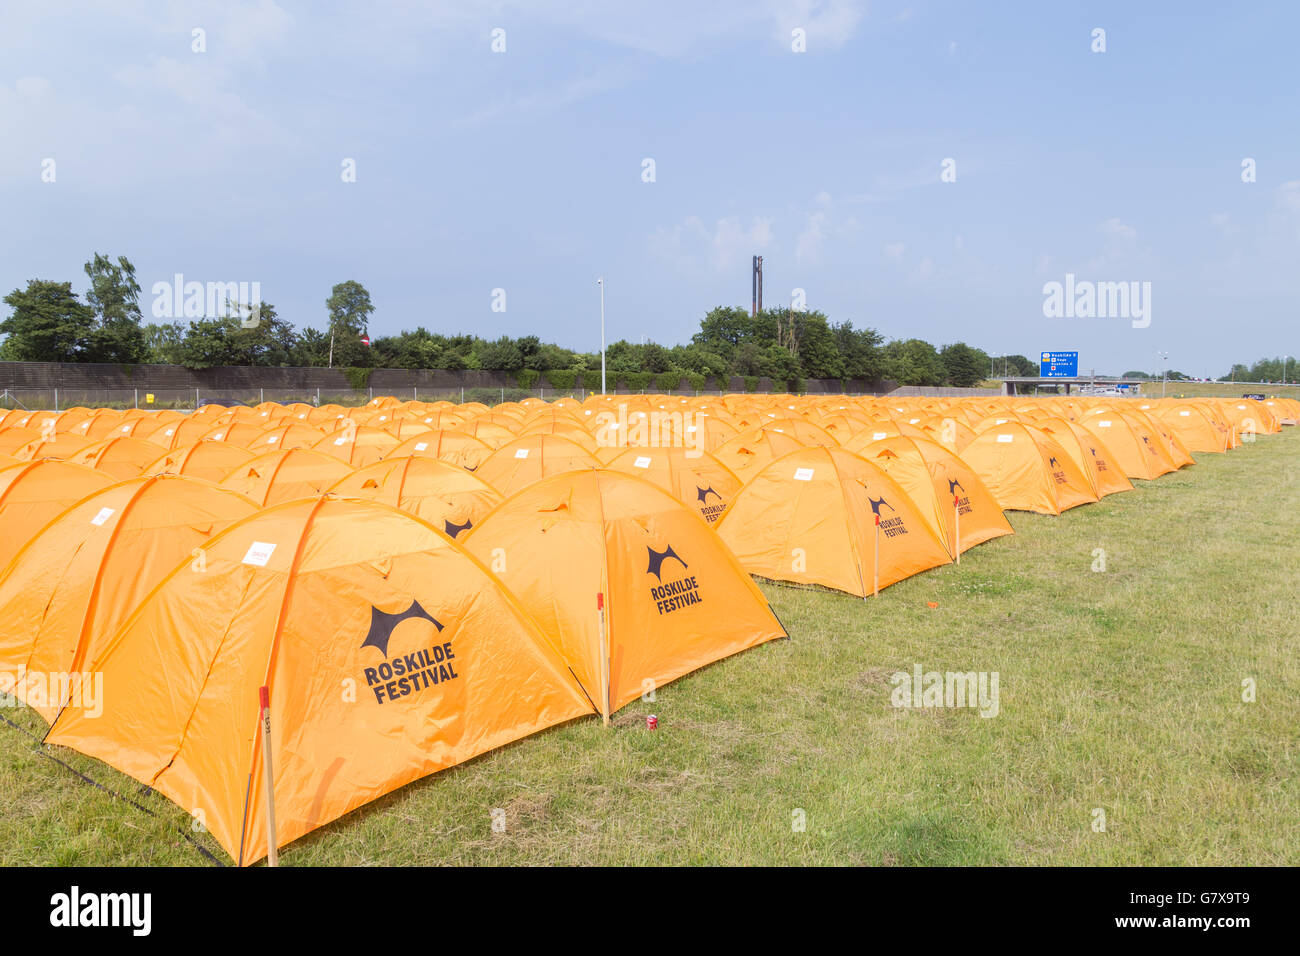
[873,515,880,598]
[597,593,609,725]
[259,686,279,867]
[954,494,961,563]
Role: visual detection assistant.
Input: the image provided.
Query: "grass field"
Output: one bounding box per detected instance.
[3,427,1297,866]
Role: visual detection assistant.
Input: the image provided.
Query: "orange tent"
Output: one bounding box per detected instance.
[388,430,494,471]
[1032,418,1134,498]
[199,422,272,447]
[474,435,597,496]
[716,446,953,596]
[0,427,44,456]
[328,456,502,538]
[0,461,115,567]
[12,433,95,461]
[140,416,217,449]
[310,425,401,467]
[251,422,326,453]
[855,436,1013,557]
[712,427,804,480]
[454,418,517,449]
[45,496,593,866]
[1150,404,1230,454]
[603,446,742,525]
[0,475,257,721]
[1217,399,1280,436]
[955,424,1098,515]
[464,470,786,718]
[72,436,170,479]
[219,448,355,506]
[1078,411,1178,480]
[144,441,256,482]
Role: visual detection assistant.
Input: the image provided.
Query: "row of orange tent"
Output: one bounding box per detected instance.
[0,391,1292,864]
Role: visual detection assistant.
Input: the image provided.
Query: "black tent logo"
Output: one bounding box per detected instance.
[444,517,472,539]
[361,600,443,657]
[868,495,895,517]
[646,544,688,581]
[696,485,721,504]
[947,478,965,496]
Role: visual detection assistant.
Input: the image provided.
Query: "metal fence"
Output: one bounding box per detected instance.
[0,385,806,411]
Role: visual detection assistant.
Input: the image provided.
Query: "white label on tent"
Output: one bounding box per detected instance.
[414,442,429,451]
[1179,411,1190,417]
[90,507,115,526]
[634,456,652,468]
[120,425,131,433]
[424,417,433,423]
[164,428,174,436]
[242,541,276,567]
[996,434,1014,443]
[995,418,1008,424]
[773,428,784,433]
[909,418,920,424]
[211,431,225,440]
[793,467,815,481]
[873,431,888,440]
[1097,420,1112,428]
[266,436,279,443]
[686,425,697,432]
[333,436,347,445]
[514,448,530,459]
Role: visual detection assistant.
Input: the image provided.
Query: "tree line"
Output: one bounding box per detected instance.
[10,252,1283,388]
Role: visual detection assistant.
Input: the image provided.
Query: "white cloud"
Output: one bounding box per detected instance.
[650,215,774,273]
[767,0,867,49]
[795,211,828,263]
[1276,180,1300,214]
[1098,217,1138,244]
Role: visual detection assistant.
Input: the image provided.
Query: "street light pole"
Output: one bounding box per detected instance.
[597,277,606,395]
[1158,350,1169,398]
[1284,355,1291,386]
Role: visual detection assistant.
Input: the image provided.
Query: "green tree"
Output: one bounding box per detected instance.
[226,302,298,366]
[0,280,96,361]
[642,341,672,373]
[883,338,947,386]
[143,320,187,365]
[940,342,988,387]
[477,336,524,371]
[83,253,147,363]
[790,311,844,379]
[325,280,375,367]
[692,306,756,359]
[176,317,239,369]
[831,321,884,381]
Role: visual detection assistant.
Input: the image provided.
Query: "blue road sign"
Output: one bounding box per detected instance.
[1040,351,1079,377]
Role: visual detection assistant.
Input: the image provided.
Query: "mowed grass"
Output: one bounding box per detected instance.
[2,429,1297,866]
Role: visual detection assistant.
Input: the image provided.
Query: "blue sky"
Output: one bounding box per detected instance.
[3,1,1297,376]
